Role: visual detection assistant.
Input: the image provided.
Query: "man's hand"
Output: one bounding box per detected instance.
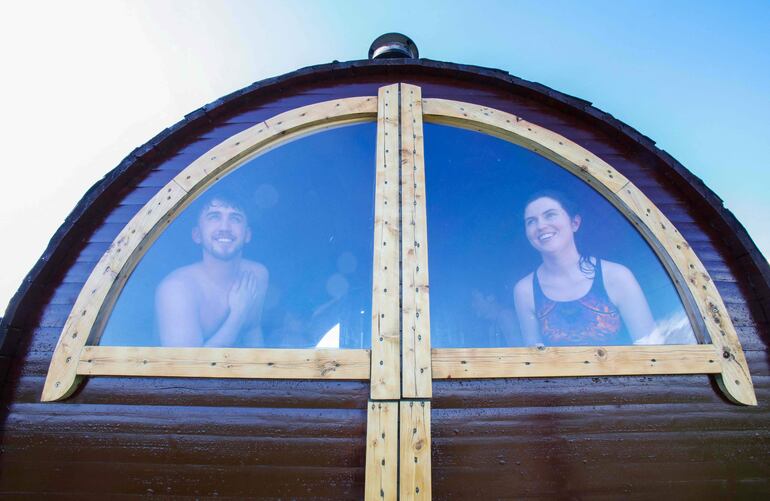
[228,271,261,324]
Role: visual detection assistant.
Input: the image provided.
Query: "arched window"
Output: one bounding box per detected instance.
[100,123,376,351]
[425,123,699,349]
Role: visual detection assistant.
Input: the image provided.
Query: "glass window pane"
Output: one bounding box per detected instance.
[99,123,376,349]
[424,123,698,348]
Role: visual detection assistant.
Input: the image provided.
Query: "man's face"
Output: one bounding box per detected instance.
[192,199,251,261]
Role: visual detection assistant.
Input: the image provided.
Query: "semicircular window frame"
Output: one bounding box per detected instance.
[418,97,755,406]
[42,95,383,401]
[42,84,756,407]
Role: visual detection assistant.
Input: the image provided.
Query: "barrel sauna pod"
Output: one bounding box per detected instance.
[1,35,769,499]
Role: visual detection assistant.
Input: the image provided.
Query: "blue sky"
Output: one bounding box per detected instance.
[1,0,768,314]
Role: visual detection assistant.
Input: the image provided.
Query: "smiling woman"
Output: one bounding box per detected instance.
[515,190,662,346]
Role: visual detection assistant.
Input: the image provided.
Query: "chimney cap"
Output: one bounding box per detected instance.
[368,33,419,60]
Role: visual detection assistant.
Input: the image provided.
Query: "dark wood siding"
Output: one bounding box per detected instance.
[1,64,768,498]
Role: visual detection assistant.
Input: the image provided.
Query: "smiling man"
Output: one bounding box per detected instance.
[155,193,268,347]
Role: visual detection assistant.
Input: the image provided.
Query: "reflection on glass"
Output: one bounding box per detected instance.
[99,123,376,349]
[424,123,697,348]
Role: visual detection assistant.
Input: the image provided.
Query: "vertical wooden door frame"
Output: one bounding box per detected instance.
[401,84,433,399]
[370,84,402,400]
[367,83,434,500]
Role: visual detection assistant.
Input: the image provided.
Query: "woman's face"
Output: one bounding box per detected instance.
[524,196,581,254]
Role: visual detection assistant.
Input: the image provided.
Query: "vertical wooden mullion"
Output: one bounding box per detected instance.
[401,83,433,398]
[370,84,401,400]
[365,401,398,501]
[400,400,432,499]
[369,83,433,500]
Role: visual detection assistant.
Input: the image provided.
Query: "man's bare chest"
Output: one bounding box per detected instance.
[197,287,230,337]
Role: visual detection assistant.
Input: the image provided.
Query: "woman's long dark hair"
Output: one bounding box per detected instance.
[523,189,596,278]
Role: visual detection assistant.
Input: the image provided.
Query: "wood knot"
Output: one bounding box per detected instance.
[320,362,337,376]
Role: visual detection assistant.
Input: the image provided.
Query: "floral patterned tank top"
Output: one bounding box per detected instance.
[533,260,627,345]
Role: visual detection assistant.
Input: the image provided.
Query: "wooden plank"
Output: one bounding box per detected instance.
[421,98,756,406]
[77,347,370,379]
[400,400,432,500]
[41,182,187,402]
[365,401,398,501]
[41,96,378,402]
[422,98,629,196]
[0,461,362,498]
[432,345,721,379]
[401,84,432,398]
[174,96,378,193]
[370,84,401,400]
[617,184,756,405]
[14,376,369,408]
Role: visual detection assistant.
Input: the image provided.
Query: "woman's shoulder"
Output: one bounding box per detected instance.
[598,259,638,295]
[514,272,535,298]
[599,259,633,279]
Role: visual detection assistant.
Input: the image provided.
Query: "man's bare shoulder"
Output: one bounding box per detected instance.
[157,263,206,295]
[241,259,269,278]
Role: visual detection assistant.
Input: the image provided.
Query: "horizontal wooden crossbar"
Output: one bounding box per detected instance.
[78,346,371,379]
[431,345,721,379]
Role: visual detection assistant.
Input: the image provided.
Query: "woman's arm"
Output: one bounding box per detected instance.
[514,273,542,346]
[602,261,659,344]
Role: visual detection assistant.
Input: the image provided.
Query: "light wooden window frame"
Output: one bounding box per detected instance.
[421,98,756,406]
[42,95,382,402]
[41,82,755,501]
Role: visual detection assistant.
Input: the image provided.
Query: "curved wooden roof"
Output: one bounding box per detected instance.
[2,58,767,346]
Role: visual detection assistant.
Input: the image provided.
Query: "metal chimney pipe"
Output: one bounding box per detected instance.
[368,33,419,60]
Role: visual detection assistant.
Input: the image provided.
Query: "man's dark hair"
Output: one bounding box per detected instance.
[194,189,249,222]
